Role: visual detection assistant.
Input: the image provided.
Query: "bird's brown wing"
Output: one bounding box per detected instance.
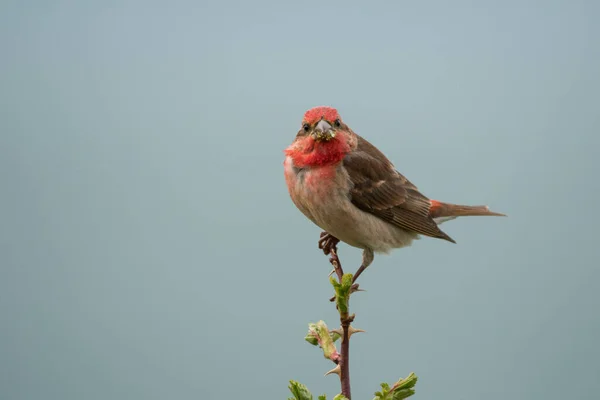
[343,134,455,243]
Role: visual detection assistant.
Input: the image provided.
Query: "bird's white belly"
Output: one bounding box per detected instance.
[285,157,417,253]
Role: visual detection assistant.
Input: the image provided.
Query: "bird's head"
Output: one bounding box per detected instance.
[285,106,356,168]
[298,106,346,142]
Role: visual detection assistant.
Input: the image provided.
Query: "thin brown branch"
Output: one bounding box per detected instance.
[340,313,354,399]
[325,239,352,399]
[329,247,344,281]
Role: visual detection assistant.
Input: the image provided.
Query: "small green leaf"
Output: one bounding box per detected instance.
[318,395,327,400]
[392,388,416,400]
[330,273,353,316]
[394,372,418,390]
[332,394,349,400]
[391,372,418,400]
[288,380,313,400]
[373,383,390,400]
[341,273,352,289]
[372,373,418,400]
[304,332,319,346]
[329,276,340,290]
[330,330,341,342]
[305,321,340,362]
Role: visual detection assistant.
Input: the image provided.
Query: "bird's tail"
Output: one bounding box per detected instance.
[429,200,506,219]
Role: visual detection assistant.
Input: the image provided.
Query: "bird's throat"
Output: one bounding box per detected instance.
[284,135,350,168]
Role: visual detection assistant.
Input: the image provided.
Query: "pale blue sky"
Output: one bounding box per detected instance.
[1,1,599,399]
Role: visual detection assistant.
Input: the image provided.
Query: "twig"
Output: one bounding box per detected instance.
[290,233,417,400]
[328,243,352,399]
[329,247,344,281]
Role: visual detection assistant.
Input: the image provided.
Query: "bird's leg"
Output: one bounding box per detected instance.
[318,231,340,256]
[351,249,374,284]
[351,266,367,283]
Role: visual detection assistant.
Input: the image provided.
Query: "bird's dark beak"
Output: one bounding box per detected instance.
[311,120,336,141]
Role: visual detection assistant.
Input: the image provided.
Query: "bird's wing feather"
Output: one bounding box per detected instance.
[343,134,455,242]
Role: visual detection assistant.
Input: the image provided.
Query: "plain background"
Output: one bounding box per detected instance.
[2,1,599,399]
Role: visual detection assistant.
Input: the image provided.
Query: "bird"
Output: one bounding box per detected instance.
[283,106,505,282]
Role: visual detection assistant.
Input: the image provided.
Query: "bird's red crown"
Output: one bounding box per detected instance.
[303,106,341,125]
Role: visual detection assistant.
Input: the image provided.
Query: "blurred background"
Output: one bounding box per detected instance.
[1,1,599,399]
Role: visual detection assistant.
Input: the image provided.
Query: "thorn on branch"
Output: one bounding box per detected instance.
[324,365,342,377]
[331,325,365,343]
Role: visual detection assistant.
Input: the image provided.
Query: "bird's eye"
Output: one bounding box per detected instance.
[303,123,310,132]
[334,119,341,127]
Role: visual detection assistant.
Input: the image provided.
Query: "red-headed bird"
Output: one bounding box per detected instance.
[284,106,505,281]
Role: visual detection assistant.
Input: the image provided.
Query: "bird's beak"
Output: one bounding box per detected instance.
[311,120,336,141]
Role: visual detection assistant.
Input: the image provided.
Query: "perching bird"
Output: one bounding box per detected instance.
[284,106,504,282]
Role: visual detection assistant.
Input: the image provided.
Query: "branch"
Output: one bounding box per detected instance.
[328,246,356,399]
[290,232,416,400]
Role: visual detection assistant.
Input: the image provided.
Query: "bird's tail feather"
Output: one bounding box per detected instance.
[429,200,506,219]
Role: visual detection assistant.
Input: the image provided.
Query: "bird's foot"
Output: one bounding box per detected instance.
[318,231,340,256]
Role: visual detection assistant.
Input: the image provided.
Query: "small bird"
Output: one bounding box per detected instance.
[284,106,505,282]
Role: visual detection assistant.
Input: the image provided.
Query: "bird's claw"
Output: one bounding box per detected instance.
[318,231,340,255]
